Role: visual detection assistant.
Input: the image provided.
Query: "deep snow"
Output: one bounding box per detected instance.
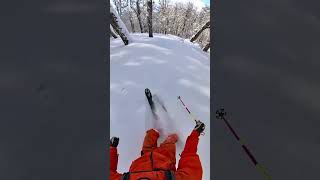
[110,33,210,179]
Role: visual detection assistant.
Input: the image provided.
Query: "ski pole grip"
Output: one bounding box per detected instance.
[216,108,226,119]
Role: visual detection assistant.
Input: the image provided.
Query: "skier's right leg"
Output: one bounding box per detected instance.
[141,129,160,155]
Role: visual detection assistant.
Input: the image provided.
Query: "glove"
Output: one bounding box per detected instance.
[110,137,119,147]
[194,120,205,134]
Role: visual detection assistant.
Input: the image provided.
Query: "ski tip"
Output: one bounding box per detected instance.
[145,88,152,100]
[145,88,151,95]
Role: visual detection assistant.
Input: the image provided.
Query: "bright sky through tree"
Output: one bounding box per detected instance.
[203,0,210,6]
[169,0,210,10]
[111,0,210,12]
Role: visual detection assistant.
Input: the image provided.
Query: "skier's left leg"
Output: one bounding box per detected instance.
[157,134,178,170]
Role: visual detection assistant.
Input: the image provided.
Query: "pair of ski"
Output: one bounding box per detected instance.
[144,88,167,120]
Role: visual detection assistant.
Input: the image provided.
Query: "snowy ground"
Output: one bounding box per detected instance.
[110,33,210,180]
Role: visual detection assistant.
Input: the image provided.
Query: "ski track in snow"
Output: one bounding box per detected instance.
[110,33,210,180]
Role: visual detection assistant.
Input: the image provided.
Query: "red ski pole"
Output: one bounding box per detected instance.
[178,96,198,123]
[178,96,205,135]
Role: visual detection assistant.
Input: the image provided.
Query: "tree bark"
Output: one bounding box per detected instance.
[179,4,192,37]
[136,0,143,33]
[164,17,169,35]
[128,11,135,33]
[173,4,178,35]
[110,27,118,38]
[180,16,188,37]
[190,21,210,42]
[110,12,129,45]
[203,41,210,52]
[147,0,153,37]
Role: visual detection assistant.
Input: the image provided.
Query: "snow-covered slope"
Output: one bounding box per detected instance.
[110,33,210,180]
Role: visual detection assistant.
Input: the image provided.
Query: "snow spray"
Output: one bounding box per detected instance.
[216,108,272,180]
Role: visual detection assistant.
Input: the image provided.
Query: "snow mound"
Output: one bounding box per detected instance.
[110,33,210,180]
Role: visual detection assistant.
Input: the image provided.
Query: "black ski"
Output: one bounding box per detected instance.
[145,88,169,121]
[153,95,167,112]
[145,88,158,120]
[145,88,155,111]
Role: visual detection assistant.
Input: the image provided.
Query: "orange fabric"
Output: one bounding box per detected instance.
[130,129,177,172]
[109,129,203,180]
[110,147,122,180]
[175,130,203,180]
[158,133,178,170]
[141,129,160,154]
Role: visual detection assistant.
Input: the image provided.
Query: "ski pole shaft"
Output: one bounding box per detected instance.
[178,96,197,123]
[222,117,258,164]
[216,109,272,180]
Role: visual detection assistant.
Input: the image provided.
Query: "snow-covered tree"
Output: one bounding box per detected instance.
[110,0,211,48]
[190,21,210,42]
[110,26,118,38]
[110,5,131,45]
[113,0,129,16]
[203,41,210,52]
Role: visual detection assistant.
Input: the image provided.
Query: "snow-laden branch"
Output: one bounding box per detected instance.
[110,5,132,45]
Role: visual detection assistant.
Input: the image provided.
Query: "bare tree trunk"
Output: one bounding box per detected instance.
[136,0,143,33]
[110,27,118,38]
[147,0,153,37]
[163,3,169,35]
[190,21,210,42]
[173,4,179,35]
[110,12,129,45]
[164,17,169,35]
[119,0,122,15]
[179,8,190,37]
[203,41,210,52]
[179,18,187,37]
[129,11,135,33]
[179,3,194,37]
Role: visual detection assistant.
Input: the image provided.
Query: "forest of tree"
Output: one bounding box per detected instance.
[111,0,210,51]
